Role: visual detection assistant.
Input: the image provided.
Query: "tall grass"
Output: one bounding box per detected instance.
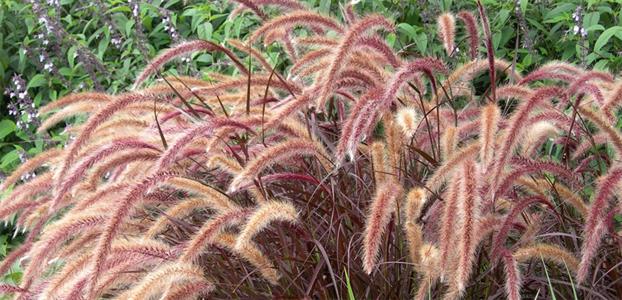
[0,1,621,299]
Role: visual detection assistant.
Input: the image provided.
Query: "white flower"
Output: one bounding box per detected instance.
[44,62,54,72]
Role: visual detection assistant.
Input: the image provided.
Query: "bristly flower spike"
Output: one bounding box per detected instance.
[404,188,426,265]
[437,13,456,56]
[577,165,622,283]
[234,201,298,252]
[455,161,480,294]
[362,181,403,274]
[457,11,479,59]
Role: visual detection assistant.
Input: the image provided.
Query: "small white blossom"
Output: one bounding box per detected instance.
[44,62,54,72]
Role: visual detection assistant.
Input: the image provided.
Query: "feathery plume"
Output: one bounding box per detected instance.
[334,88,383,163]
[0,242,33,280]
[87,171,176,298]
[602,81,622,120]
[133,40,248,89]
[156,118,253,170]
[502,249,522,300]
[0,147,62,191]
[231,0,268,20]
[549,181,589,218]
[122,263,211,300]
[164,177,238,212]
[363,181,403,274]
[296,36,338,46]
[415,244,441,300]
[382,58,447,110]
[420,243,441,277]
[437,60,521,103]
[480,103,499,168]
[21,212,107,291]
[437,13,456,56]
[475,214,505,245]
[337,58,446,164]
[518,69,576,85]
[384,117,403,174]
[316,14,394,109]
[439,174,461,275]
[227,40,272,72]
[41,239,173,298]
[521,121,558,156]
[73,183,129,211]
[577,165,622,283]
[371,141,388,186]
[83,150,158,192]
[577,105,622,159]
[234,200,298,251]
[0,195,43,222]
[38,102,99,133]
[404,188,425,265]
[56,92,160,191]
[491,87,563,193]
[161,280,213,300]
[5,4,622,299]
[440,125,457,161]
[290,48,333,75]
[568,81,606,106]
[356,36,401,68]
[395,106,421,138]
[207,155,243,173]
[181,208,251,262]
[454,161,479,294]
[51,139,160,208]
[146,197,224,238]
[216,232,280,284]
[0,284,29,296]
[1,169,52,203]
[228,139,330,193]
[495,158,580,198]
[426,142,479,192]
[0,218,44,279]
[38,92,111,115]
[514,213,543,248]
[491,195,553,258]
[514,243,580,273]
[249,11,343,44]
[457,11,479,59]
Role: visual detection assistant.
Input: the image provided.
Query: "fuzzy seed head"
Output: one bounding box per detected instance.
[395,107,420,138]
[437,13,456,56]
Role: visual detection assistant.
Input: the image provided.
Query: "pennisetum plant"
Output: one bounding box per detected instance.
[0,0,621,299]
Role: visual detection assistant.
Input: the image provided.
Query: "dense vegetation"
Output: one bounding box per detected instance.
[1,0,622,299]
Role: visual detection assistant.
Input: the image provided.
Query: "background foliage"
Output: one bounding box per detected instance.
[0,0,621,290]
